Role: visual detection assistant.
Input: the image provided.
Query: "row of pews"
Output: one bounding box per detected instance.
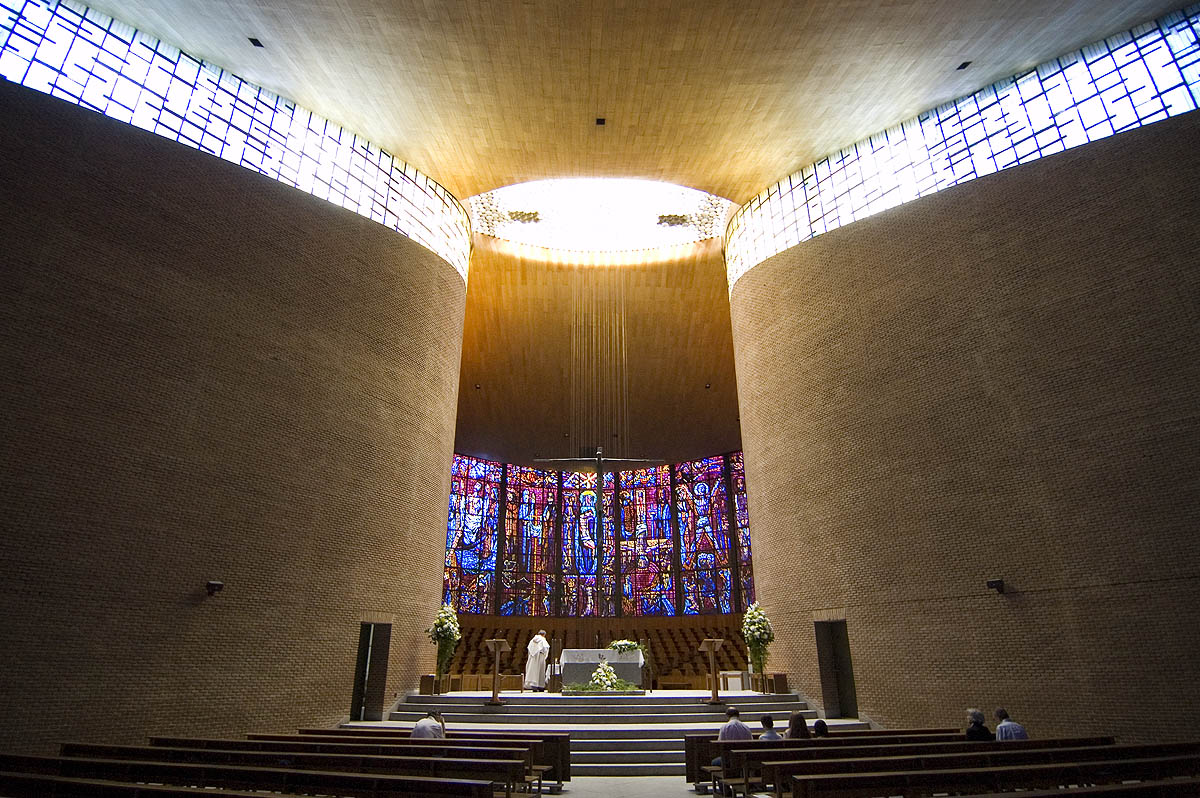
[0,724,570,797]
[686,726,1200,797]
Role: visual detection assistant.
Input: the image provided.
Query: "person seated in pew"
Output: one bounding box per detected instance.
[711,706,754,768]
[785,710,810,739]
[412,710,446,738]
[759,715,781,741]
[966,708,995,740]
[994,707,1029,740]
[812,719,828,737]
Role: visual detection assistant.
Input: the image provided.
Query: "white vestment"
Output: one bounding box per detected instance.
[524,634,550,688]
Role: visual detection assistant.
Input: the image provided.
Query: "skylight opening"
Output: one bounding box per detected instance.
[468,179,736,253]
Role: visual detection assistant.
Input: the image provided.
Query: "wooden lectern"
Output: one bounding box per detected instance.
[699,638,725,705]
[485,638,511,705]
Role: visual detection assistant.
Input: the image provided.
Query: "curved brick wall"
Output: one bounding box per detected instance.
[730,112,1200,741]
[0,83,464,752]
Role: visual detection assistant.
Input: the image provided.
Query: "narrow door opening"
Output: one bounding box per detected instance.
[350,622,392,721]
[814,619,858,718]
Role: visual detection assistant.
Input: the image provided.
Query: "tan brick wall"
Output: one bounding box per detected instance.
[0,82,464,752]
[730,112,1200,742]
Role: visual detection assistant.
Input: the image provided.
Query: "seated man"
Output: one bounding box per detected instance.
[411,710,445,738]
[758,714,781,740]
[994,708,1029,740]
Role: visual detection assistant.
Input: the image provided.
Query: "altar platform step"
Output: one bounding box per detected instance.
[364,690,870,776]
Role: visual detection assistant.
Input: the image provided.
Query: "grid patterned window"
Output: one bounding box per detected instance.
[619,465,676,616]
[675,456,733,615]
[726,5,1200,290]
[499,465,558,617]
[0,0,471,278]
[444,455,502,614]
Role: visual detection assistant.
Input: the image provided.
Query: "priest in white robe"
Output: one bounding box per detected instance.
[524,629,550,691]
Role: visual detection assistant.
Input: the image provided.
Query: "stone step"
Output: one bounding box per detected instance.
[573,762,685,777]
[388,708,807,725]
[572,749,685,764]
[405,693,799,707]
[400,700,803,715]
[572,737,683,751]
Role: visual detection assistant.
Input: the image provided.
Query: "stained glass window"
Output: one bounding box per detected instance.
[559,470,598,617]
[730,452,755,609]
[498,465,558,616]
[619,465,676,616]
[676,456,733,614]
[443,452,752,616]
[443,454,502,614]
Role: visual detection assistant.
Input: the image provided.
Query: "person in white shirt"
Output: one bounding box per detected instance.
[411,711,445,738]
[994,708,1029,740]
[524,629,550,691]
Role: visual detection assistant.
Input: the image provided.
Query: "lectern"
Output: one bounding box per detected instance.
[485,638,511,705]
[699,638,725,705]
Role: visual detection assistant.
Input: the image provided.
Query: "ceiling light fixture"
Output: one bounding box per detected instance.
[957,61,972,70]
[248,37,264,48]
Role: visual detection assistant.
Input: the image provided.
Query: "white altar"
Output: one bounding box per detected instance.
[560,648,644,687]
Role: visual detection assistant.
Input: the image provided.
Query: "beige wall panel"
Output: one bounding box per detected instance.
[0,83,465,753]
[730,112,1200,741]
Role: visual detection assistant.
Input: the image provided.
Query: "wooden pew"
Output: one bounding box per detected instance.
[788,752,1200,798]
[61,741,529,797]
[719,736,1114,797]
[150,735,530,762]
[0,770,309,798]
[761,741,1199,798]
[969,777,1200,796]
[290,726,571,787]
[0,752,496,798]
[685,730,963,788]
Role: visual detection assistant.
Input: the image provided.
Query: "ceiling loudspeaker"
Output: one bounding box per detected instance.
[986,578,1005,594]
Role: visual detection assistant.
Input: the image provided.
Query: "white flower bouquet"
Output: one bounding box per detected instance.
[742,602,774,681]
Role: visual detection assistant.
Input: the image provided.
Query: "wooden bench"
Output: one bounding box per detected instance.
[0,770,314,798]
[140,738,539,794]
[0,752,496,798]
[969,776,1200,796]
[291,727,571,788]
[720,736,1115,797]
[60,741,529,796]
[788,752,1200,798]
[685,730,964,788]
[761,741,1199,798]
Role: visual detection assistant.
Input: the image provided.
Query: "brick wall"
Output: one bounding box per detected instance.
[0,82,465,752]
[730,112,1200,741]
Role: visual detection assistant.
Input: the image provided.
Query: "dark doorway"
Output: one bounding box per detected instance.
[350,622,392,721]
[814,620,858,718]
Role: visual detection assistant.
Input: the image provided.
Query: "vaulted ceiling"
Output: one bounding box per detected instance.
[91,0,1189,464]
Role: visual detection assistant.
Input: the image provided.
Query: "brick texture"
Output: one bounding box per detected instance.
[0,82,465,753]
[729,112,1200,742]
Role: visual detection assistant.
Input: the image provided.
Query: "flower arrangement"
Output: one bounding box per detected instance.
[608,639,644,654]
[426,604,462,684]
[588,659,621,690]
[742,602,774,680]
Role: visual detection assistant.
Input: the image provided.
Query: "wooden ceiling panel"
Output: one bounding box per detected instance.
[86,0,1186,202]
[455,237,741,466]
